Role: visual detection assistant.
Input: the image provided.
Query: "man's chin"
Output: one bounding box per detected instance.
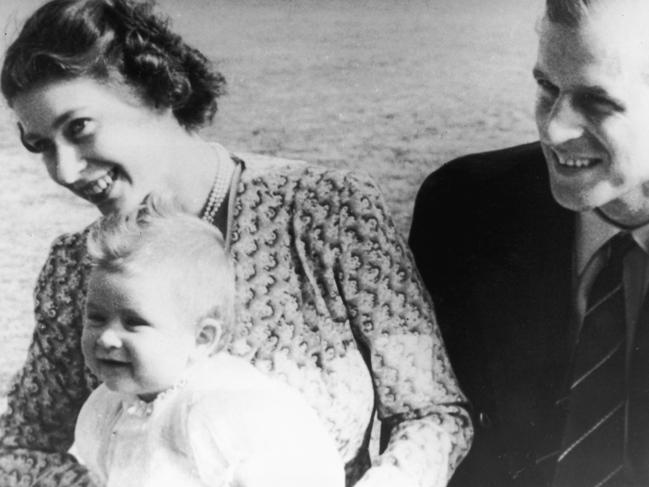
[551,185,649,227]
[548,184,600,213]
[598,200,649,228]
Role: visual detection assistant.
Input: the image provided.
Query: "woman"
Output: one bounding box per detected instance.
[0,1,472,486]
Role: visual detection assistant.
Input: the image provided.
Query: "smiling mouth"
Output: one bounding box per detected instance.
[97,357,130,368]
[77,167,118,202]
[551,149,603,170]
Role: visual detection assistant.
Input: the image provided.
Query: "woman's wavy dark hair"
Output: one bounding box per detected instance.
[1,0,226,130]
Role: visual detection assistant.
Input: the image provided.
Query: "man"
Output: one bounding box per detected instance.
[410,0,649,485]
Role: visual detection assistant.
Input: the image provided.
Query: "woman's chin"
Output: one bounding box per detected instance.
[95,194,141,216]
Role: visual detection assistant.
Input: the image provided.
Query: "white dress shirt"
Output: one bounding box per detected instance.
[575,210,649,345]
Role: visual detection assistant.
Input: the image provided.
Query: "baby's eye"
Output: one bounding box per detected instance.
[64,118,96,140]
[84,313,105,328]
[124,316,150,330]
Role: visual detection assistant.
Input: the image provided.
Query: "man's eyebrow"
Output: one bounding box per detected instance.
[531,67,625,109]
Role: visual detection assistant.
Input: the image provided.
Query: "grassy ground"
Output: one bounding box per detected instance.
[0,0,542,404]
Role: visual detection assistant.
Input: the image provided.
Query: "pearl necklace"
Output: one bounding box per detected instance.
[201,152,233,226]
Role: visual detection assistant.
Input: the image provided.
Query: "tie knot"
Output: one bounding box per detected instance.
[607,232,637,265]
[584,233,636,310]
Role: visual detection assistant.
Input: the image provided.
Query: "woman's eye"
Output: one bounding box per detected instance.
[65,118,95,140]
[24,139,54,154]
[19,132,54,154]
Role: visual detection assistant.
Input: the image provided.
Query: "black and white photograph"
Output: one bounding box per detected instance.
[4,1,646,486]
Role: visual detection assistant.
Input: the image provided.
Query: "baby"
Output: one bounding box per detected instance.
[74,198,344,487]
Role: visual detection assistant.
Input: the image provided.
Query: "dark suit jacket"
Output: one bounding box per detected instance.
[409,142,577,487]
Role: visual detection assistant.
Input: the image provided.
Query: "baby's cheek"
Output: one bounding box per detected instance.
[80,330,99,371]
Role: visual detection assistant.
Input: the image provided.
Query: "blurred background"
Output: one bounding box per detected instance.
[0,0,543,400]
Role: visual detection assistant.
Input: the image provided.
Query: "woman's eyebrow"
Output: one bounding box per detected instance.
[18,110,78,141]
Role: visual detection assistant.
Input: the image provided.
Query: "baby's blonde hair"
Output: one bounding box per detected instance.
[86,195,235,349]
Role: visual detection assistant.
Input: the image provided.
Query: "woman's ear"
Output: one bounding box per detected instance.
[194,317,222,357]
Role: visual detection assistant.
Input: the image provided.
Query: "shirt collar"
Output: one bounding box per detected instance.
[576,210,649,275]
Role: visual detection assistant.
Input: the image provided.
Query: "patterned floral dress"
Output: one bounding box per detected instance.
[0,153,472,487]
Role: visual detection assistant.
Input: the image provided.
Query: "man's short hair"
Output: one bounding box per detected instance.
[86,195,235,347]
[545,0,592,26]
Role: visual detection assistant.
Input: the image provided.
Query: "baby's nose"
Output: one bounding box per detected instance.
[96,328,122,349]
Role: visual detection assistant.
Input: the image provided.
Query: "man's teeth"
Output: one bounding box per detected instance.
[558,157,596,168]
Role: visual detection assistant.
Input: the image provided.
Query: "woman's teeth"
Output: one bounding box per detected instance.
[81,169,116,199]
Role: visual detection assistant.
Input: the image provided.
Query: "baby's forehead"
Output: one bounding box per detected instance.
[86,253,229,311]
[85,265,202,322]
[89,258,176,279]
[86,264,179,305]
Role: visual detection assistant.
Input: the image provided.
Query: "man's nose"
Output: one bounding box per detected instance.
[48,143,86,185]
[96,328,123,350]
[540,96,586,146]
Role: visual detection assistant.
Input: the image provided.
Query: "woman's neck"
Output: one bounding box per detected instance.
[164,133,225,217]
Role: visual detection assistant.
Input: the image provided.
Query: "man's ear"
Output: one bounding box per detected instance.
[195,317,222,357]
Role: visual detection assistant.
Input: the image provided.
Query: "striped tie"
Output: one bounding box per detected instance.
[553,232,636,487]
[627,279,649,482]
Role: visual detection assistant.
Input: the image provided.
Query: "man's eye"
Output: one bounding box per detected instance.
[536,78,559,97]
[65,118,95,140]
[577,93,622,113]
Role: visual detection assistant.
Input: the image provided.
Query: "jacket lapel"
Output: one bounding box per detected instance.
[483,178,576,475]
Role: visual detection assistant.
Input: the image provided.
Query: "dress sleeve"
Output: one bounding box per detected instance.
[325,171,473,487]
[0,233,97,487]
